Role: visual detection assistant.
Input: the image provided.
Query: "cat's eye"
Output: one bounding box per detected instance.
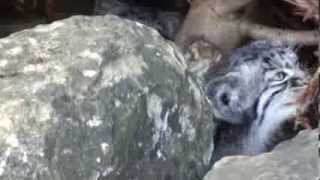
[274,72,287,81]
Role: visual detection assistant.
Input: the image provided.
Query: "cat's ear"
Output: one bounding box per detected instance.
[206,73,246,124]
[292,43,303,52]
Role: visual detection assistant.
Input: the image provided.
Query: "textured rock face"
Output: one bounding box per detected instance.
[0,15,215,180]
[204,129,318,180]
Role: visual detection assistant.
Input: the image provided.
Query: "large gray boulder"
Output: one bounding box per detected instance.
[204,129,318,180]
[0,15,215,180]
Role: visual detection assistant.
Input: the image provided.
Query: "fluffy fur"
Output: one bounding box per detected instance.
[206,40,308,163]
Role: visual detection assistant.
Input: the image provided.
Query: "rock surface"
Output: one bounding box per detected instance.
[0,15,215,180]
[204,129,318,180]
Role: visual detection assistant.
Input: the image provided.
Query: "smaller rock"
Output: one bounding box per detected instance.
[203,129,318,180]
